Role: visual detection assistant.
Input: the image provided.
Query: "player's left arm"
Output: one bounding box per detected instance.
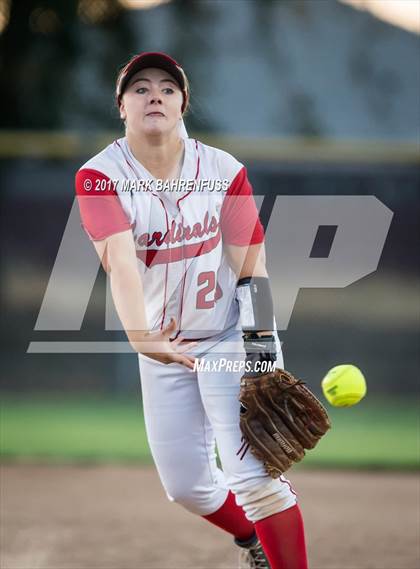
[220,165,277,374]
[224,242,267,281]
[225,241,278,375]
[225,241,272,338]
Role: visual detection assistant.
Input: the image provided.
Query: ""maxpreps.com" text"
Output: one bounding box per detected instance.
[193,358,276,373]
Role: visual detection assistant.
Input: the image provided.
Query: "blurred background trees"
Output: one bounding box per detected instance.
[1,0,418,138]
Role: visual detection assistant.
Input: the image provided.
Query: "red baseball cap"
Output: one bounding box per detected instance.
[116,51,188,113]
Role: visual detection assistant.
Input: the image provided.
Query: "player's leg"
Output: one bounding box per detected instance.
[197,331,308,569]
[138,354,254,542]
[254,504,307,569]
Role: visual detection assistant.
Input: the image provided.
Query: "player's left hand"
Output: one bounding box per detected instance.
[243,333,277,377]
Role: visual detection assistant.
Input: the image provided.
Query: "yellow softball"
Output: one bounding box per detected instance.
[321,365,367,407]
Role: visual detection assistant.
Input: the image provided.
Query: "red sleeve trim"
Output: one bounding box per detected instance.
[75,168,132,241]
[220,167,264,246]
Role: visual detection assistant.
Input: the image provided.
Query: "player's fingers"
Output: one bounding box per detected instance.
[173,354,196,370]
[170,335,183,346]
[176,341,198,354]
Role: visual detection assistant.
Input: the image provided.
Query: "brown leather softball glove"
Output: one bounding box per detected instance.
[238,368,331,477]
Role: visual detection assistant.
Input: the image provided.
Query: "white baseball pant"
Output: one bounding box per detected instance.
[138,327,297,522]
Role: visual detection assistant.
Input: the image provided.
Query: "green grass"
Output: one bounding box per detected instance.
[0,396,151,463]
[1,395,419,469]
[297,399,420,470]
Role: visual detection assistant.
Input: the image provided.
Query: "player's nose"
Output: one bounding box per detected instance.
[147,87,163,106]
[149,97,162,106]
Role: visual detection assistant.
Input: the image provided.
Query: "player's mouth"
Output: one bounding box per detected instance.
[146,111,165,117]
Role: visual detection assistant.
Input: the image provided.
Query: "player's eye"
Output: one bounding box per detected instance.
[163,87,174,94]
[136,87,148,94]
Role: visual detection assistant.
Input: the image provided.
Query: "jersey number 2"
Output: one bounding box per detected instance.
[196,271,223,309]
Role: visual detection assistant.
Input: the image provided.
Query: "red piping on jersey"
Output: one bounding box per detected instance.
[175,215,188,335]
[157,197,170,330]
[176,139,200,208]
[173,140,201,338]
[177,266,187,334]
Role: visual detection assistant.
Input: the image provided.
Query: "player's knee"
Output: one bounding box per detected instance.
[165,484,226,516]
[230,476,297,522]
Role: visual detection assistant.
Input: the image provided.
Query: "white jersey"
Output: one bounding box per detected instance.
[75,137,264,339]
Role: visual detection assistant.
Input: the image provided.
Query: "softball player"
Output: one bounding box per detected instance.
[76,52,308,569]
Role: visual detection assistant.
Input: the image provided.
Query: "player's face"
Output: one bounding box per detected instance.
[120,67,183,137]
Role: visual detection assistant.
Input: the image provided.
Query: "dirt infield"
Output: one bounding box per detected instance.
[1,465,418,569]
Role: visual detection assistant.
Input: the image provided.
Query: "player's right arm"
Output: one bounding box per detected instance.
[95,230,196,368]
[94,229,148,345]
[75,168,196,369]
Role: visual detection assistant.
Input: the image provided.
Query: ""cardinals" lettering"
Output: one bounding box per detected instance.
[136,212,219,248]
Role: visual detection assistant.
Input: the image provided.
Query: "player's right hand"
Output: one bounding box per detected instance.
[132,318,198,370]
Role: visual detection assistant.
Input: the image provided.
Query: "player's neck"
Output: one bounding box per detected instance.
[127,131,185,181]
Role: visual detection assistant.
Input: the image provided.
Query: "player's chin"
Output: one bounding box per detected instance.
[141,123,169,136]
[143,117,179,134]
